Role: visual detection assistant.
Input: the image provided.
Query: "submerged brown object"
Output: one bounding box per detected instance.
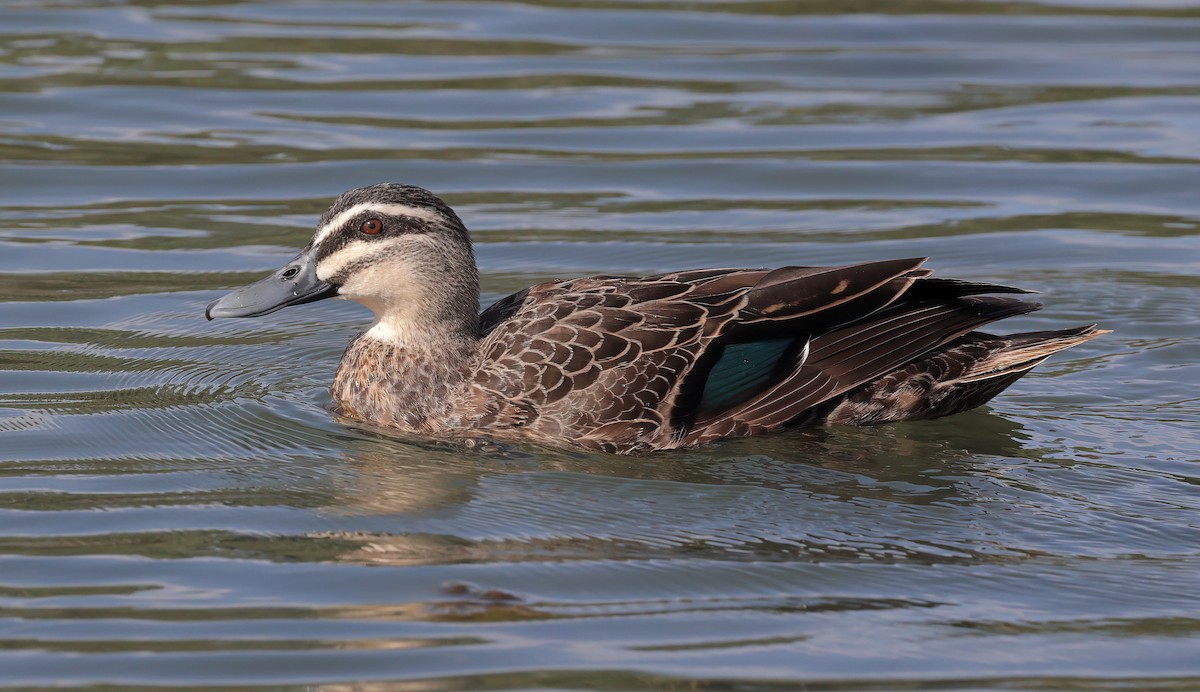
[207,183,1105,454]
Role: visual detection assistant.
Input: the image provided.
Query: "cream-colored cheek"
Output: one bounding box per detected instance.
[337,262,435,324]
[339,263,409,302]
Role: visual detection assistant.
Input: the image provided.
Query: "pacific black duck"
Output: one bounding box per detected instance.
[206,183,1105,454]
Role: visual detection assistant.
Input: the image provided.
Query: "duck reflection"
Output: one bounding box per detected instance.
[313,407,1032,567]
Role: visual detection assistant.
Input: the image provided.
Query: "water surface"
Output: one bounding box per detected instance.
[1,0,1198,689]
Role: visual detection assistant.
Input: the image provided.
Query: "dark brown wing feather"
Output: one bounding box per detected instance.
[479,287,530,336]
[465,259,1074,453]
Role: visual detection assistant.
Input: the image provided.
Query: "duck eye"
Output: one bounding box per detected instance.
[360,218,383,235]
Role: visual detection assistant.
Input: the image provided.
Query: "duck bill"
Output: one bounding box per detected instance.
[205,247,338,320]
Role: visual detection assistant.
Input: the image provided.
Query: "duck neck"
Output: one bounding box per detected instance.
[332,316,480,430]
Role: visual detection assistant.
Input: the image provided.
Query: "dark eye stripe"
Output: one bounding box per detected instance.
[313,214,432,261]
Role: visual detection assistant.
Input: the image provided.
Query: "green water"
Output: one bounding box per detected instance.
[1,1,1198,689]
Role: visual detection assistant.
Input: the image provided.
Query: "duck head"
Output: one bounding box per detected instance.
[206,183,481,340]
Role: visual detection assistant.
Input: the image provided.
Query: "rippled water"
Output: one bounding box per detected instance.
[2,0,1199,688]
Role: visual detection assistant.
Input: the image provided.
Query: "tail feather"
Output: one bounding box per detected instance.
[955,325,1108,383]
[819,324,1108,426]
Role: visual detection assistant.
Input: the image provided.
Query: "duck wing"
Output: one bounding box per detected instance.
[469,258,998,452]
[679,290,1040,446]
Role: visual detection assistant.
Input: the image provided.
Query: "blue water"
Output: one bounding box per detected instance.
[1,1,1198,688]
